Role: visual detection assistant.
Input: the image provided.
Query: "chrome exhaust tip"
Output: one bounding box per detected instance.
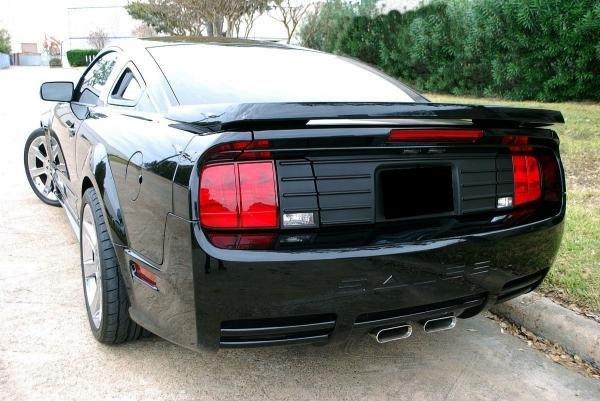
[371,324,413,343]
[422,316,457,333]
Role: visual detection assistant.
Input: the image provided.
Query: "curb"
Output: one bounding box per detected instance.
[491,292,600,369]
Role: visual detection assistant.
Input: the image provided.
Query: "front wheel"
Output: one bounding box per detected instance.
[23,128,65,206]
[80,187,144,344]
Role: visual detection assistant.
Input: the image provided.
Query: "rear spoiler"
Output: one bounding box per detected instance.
[166,102,564,130]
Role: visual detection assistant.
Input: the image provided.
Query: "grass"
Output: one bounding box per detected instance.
[427,93,600,313]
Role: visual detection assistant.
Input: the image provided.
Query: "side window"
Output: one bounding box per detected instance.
[122,77,142,101]
[111,69,142,102]
[109,65,155,112]
[77,51,119,105]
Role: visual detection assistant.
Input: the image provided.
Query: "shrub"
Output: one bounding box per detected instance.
[299,0,378,53]
[66,49,99,67]
[300,0,600,102]
[49,58,62,67]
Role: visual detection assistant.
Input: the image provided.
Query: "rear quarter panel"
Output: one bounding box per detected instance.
[76,109,195,264]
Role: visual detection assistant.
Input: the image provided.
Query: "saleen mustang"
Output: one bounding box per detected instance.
[24,38,565,350]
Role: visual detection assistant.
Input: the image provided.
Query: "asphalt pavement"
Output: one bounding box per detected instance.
[1,66,599,401]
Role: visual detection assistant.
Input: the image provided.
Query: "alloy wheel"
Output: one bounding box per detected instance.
[26,135,65,202]
[81,204,103,329]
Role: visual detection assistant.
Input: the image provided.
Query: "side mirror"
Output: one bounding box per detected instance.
[40,81,74,102]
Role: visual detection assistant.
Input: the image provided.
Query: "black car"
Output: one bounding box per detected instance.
[24,38,565,350]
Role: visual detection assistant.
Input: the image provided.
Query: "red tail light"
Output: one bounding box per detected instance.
[389,129,483,142]
[512,155,541,206]
[200,161,278,229]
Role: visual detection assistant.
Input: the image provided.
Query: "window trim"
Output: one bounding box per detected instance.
[108,62,147,108]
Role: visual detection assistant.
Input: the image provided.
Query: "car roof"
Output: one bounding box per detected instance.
[112,36,306,53]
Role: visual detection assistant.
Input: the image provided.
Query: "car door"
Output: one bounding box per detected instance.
[52,51,120,214]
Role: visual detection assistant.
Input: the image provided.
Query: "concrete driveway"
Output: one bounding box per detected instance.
[1,66,598,401]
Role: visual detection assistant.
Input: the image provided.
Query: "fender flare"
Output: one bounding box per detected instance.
[80,143,128,248]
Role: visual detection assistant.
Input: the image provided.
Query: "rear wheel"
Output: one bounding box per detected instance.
[23,128,65,206]
[80,187,144,343]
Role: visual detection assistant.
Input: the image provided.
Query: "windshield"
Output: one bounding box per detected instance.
[148,44,418,105]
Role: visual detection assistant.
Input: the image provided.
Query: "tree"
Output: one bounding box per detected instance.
[0,28,11,54]
[132,23,157,38]
[126,0,270,37]
[272,0,311,43]
[43,34,61,57]
[88,28,109,50]
[127,0,199,36]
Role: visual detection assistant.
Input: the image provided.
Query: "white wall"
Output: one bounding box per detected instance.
[0,53,10,69]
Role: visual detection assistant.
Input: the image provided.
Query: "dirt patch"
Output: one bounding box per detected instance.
[563,153,600,192]
[487,312,600,380]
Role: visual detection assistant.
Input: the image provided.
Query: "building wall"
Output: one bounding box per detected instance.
[0,53,10,69]
[66,5,136,51]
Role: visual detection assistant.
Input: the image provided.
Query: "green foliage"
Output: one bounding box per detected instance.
[0,28,11,54]
[66,49,99,67]
[299,0,379,53]
[300,0,600,102]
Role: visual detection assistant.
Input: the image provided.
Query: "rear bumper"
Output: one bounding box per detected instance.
[123,212,564,352]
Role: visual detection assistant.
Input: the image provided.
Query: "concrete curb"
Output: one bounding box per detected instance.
[491,292,600,369]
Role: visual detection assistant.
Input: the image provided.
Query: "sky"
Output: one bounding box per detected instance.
[0,0,129,49]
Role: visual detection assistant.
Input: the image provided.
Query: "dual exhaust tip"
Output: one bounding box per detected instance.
[371,315,457,344]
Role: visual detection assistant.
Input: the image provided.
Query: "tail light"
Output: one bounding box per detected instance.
[502,135,542,207]
[199,161,278,229]
[512,155,541,206]
[388,129,483,142]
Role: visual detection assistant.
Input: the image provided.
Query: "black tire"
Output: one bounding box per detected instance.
[80,187,144,344]
[23,128,60,207]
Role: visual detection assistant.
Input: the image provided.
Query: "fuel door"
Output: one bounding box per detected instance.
[125,151,143,201]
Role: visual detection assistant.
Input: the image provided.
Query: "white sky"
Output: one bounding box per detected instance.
[0,0,129,48]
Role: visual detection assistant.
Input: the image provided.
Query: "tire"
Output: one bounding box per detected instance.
[80,187,144,344]
[23,128,62,207]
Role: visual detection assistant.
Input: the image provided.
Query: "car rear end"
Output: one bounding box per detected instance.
[184,117,564,350]
[132,43,565,351]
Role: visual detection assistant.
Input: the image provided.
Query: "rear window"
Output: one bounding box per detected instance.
[149,44,417,105]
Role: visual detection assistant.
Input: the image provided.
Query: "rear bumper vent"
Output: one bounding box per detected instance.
[220,314,336,348]
[354,294,487,328]
[496,269,548,303]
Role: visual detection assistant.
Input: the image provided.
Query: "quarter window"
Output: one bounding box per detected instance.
[111,69,142,102]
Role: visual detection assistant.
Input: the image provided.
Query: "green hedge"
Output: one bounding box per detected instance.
[300,0,600,102]
[66,49,99,67]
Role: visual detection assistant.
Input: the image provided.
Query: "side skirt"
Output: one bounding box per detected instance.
[53,174,80,242]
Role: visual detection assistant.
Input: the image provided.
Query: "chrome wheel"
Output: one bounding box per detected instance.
[82,204,102,329]
[26,135,65,202]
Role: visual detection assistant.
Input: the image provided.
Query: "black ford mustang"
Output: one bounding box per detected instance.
[24,38,565,351]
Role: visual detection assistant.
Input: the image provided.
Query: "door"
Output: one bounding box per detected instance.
[51,51,120,214]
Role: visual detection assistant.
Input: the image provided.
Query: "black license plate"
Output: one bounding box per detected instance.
[380,166,454,219]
